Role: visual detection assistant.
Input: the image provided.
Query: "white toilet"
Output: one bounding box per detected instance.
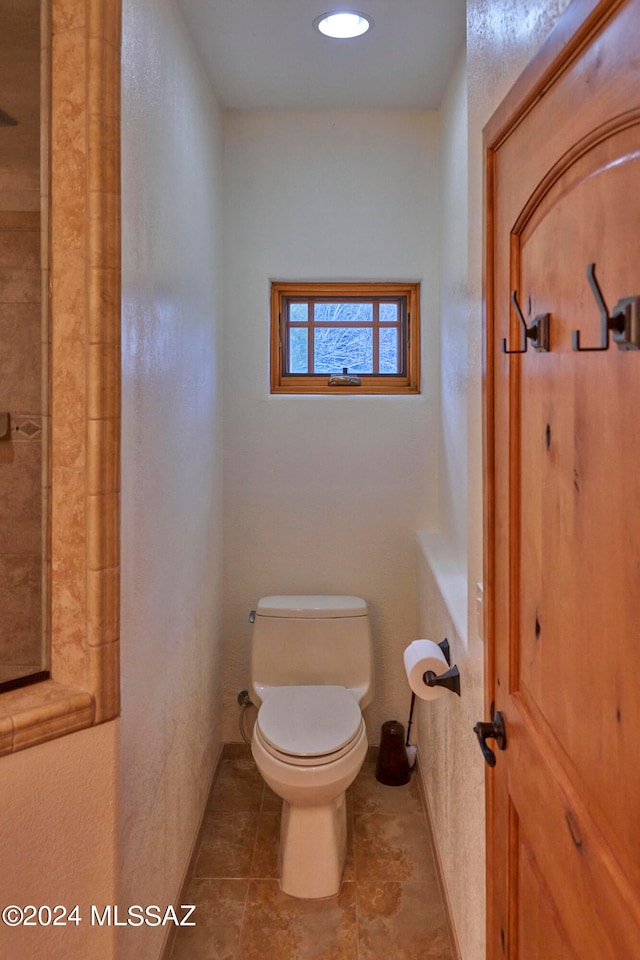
[250,595,373,899]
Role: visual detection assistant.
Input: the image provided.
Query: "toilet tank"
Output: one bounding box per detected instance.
[250,595,374,708]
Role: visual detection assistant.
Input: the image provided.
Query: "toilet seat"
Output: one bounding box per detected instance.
[256,685,364,767]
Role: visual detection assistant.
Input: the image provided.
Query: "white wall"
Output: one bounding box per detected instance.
[416,3,573,960]
[120,2,225,958]
[221,109,440,742]
[0,723,118,960]
[416,46,488,960]
[437,47,469,572]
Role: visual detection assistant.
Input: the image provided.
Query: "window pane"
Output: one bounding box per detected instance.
[314,328,373,373]
[379,327,399,373]
[380,302,398,323]
[289,302,308,323]
[314,302,373,323]
[289,328,308,373]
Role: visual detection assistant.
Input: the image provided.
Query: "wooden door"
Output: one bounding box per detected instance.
[484,1,640,957]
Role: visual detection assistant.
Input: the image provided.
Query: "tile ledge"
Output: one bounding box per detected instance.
[0,679,95,756]
[416,530,468,646]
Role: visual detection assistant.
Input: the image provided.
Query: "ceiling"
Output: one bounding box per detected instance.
[177,0,466,111]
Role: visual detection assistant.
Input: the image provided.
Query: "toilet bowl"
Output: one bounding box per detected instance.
[251,685,367,898]
[249,596,373,899]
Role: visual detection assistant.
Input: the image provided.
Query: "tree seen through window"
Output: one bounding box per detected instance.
[287,300,402,375]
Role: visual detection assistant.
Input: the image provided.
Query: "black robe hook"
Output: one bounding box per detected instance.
[572,263,640,351]
[502,291,550,354]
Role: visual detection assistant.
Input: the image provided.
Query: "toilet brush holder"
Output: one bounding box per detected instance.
[375,720,411,786]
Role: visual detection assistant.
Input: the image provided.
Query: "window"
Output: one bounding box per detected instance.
[270,281,420,394]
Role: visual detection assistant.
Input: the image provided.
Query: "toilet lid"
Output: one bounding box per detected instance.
[257,685,362,759]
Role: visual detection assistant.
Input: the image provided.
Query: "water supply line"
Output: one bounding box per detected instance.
[237,689,254,745]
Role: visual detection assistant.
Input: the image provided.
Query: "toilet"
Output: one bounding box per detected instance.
[250,595,373,899]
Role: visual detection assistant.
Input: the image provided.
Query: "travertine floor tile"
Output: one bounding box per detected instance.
[351,762,423,815]
[261,783,283,812]
[207,758,264,812]
[343,812,356,883]
[170,878,248,960]
[357,881,453,960]
[354,813,437,883]
[238,879,358,960]
[250,812,280,878]
[194,812,259,878]
[177,757,455,958]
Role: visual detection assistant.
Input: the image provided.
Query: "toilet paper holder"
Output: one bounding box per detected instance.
[423,639,461,697]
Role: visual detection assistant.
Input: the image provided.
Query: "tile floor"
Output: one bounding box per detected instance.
[169,749,454,960]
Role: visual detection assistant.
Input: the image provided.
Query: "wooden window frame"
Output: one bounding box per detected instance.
[270,281,421,395]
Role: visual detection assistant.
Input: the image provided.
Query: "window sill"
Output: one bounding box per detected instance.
[0,680,95,755]
[272,380,421,395]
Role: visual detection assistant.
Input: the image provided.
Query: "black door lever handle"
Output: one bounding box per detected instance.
[473,711,507,767]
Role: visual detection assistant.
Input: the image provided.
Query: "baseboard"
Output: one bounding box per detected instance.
[160,741,225,960]
[414,755,463,960]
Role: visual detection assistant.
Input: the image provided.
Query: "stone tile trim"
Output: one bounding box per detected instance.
[0,680,95,756]
[10,416,43,442]
[0,0,122,754]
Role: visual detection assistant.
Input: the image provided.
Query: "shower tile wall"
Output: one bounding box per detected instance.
[0,209,45,683]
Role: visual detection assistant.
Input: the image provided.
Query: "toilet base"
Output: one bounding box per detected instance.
[279,794,348,899]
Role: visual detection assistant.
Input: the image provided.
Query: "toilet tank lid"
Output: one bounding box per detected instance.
[256,595,368,618]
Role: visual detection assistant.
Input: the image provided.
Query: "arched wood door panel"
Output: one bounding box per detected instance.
[484,2,640,957]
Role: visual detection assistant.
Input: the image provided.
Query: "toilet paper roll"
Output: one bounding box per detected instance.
[403,639,450,701]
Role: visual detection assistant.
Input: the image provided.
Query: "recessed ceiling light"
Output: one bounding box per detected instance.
[313,11,373,39]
